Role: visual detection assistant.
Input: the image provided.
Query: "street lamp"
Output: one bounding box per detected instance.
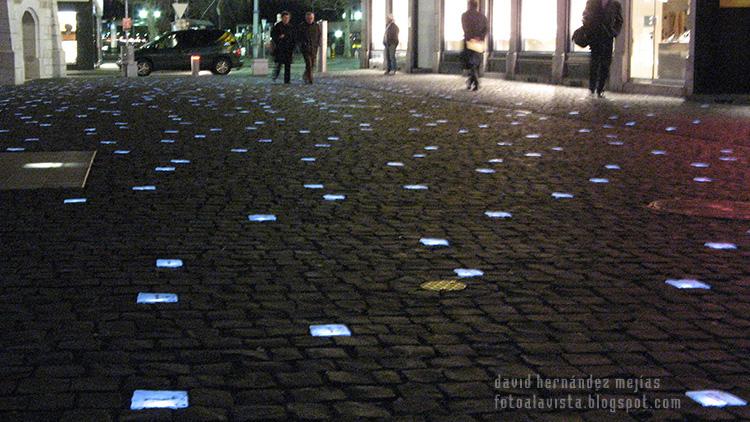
[153,10,161,18]
[334,30,343,39]
[353,11,362,21]
[138,9,148,19]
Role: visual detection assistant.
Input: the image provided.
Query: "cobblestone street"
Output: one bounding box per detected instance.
[1,71,750,421]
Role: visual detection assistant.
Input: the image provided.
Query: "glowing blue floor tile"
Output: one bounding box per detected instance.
[171,159,190,164]
[130,390,188,410]
[132,185,156,191]
[488,159,504,163]
[301,157,316,162]
[720,156,737,162]
[403,185,428,190]
[164,130,178,134]
[475,168,496,174]
[578,128,592,133]
[497,142,513,146]
[693,177,714,183]
[569,111,579,115]
[525,134,540,139]
[63,198,87,204]
[685,390,746,408]
[409,128,419,132]
[258,138,272,143]
[625,121,637,127]
[160,139,175,144]
[424,146,439,151]
[137,293,179,303]
[156,259,183,268]
[454,268,484,278]
[327,136,340,141]
[7,148,25,152]
[605,164,621,170]
[114,150,130,155]
[693,119,701,124]
[315,144,331,148]
[304,184,324,189]
[310,324,351,337]
[609,141,624,146]
[413,154,426,158]
[551,192,574,199]
[210,128,222,132]
[100,141,116,145]
[458,129,469,134]
[194,134,206,139]
[485,211,512,218]
[387,162,404,167]
[665,279,711,290]
[651,150,667,155]
[420,238,449,247]
[323,194,346,201]
[665,127,677,132]
[524,153,542,157]
[299,130,311,134]
[589,178,609,184]
[704,242,737,250]
[231,148,248,153]
[25,137,39,142]
[691,162,710,168]
[721,149,733,154]
[248,214,277,222]
[478,124,489,129]
[155,167,175,172]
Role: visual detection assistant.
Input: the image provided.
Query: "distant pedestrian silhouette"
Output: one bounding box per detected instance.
[582,0,623,97]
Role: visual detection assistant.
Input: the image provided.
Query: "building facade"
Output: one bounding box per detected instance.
[362,0,750,96]
[0,0,66,84]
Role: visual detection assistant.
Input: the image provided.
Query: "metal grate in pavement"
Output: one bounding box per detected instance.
[0,151,96,190]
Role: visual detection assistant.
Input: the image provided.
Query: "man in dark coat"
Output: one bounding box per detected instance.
[461,0,488,91]
[583,0,623,97]
[271,11,295,83]
[383,14,399,75]
[298,12,321,84]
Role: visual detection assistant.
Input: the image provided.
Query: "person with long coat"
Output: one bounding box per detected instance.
[582,0,623,97]
[383,15,399,75]
[271,11,295,84]
[298,12,321,84]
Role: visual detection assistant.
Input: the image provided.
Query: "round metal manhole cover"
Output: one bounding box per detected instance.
[648,199,750,220]
[420,279,467,291]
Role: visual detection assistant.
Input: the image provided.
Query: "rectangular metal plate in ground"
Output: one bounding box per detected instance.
[0,151,96,190]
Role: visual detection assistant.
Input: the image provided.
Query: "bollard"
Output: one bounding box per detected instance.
[191,55,200,76]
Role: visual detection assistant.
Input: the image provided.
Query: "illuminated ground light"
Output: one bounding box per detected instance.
[231,148,248,153]
[497,142,513,146]
[485,211,512,219]
[403,185,428,190]
[424,146,439,151]
[551,147,564,151]
[589,178,609,184]
[315,144,331,148]
[113,150,131,155]
[488,159,504,163]
[304,184,324,189]
[137,293,179,303]
[420,238,449,247]
[63,198,87,204]
[625,121,636,127]
[691,162,710,168]
[100,141,116,145]
[156,259,183,268]
[578,128,591,133]
[248,214,277,222]
[475,168,496,174]
[130,390,188,410]
[454,268,484,278]
[525,134,540,139]
[693,177,714,183]
[685,390,747,408]
[328,136,340,141]
[651,150,667,155]
[609,141,624,146]
[420,279,466,291]
[171,159,190,164]
[704,242,737,250]
[309,324,351,337]
[458,129,469,134]
[413,154,426,158]
[387,162,404,167]
[524,153,542,157]
[552,192,574,199]
[605,164,621,170]
[301,157,316,162]
[155,167,175,172]
[258,138,272,143]
[665,127,677,132]
[720,156,737,162]
[23,162,63,169]
[194,134,206,139]
[160,139,175,143]
[132,185,156,191]
[323,194,346,201]
[665,279,711,290]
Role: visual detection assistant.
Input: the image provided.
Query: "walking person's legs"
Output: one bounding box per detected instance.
[589,42,602,95]
[596,39,614,96]
[283,62,291,84]
[388,45,397,73]
[273,62,281,81]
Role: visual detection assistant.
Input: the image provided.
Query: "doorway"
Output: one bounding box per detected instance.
[22,11,40,80]
[630,0,690,84]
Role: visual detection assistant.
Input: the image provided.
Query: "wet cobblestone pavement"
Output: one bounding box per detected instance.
[1,72,750,421]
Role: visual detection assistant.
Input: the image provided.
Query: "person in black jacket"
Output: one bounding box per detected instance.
[582,0,623,97]
[271,11,295,84]
[461,0,488,91]
[298,12,321,84]
[383,14,399,75]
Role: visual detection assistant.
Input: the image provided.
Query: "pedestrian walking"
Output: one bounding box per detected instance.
[582,0,623,97]
[383,14,399,75]
[461,0,488,91]
[298,12,321,84]
[271,11,295,84]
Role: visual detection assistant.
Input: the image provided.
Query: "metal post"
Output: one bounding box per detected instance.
[252,0,260,58]
[191,55,200,76]
[318,20,328,73]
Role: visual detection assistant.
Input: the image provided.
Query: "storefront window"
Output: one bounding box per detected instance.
[393,0,409,50]
[569,0,588,52]
[630,0,690,81]
[521,0,557,52]
[492,0,511,51]
[59,11,78,64]
[371,0,386,50]
[444,0,465,51]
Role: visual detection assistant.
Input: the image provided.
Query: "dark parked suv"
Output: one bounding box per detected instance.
[133,29,242,76]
